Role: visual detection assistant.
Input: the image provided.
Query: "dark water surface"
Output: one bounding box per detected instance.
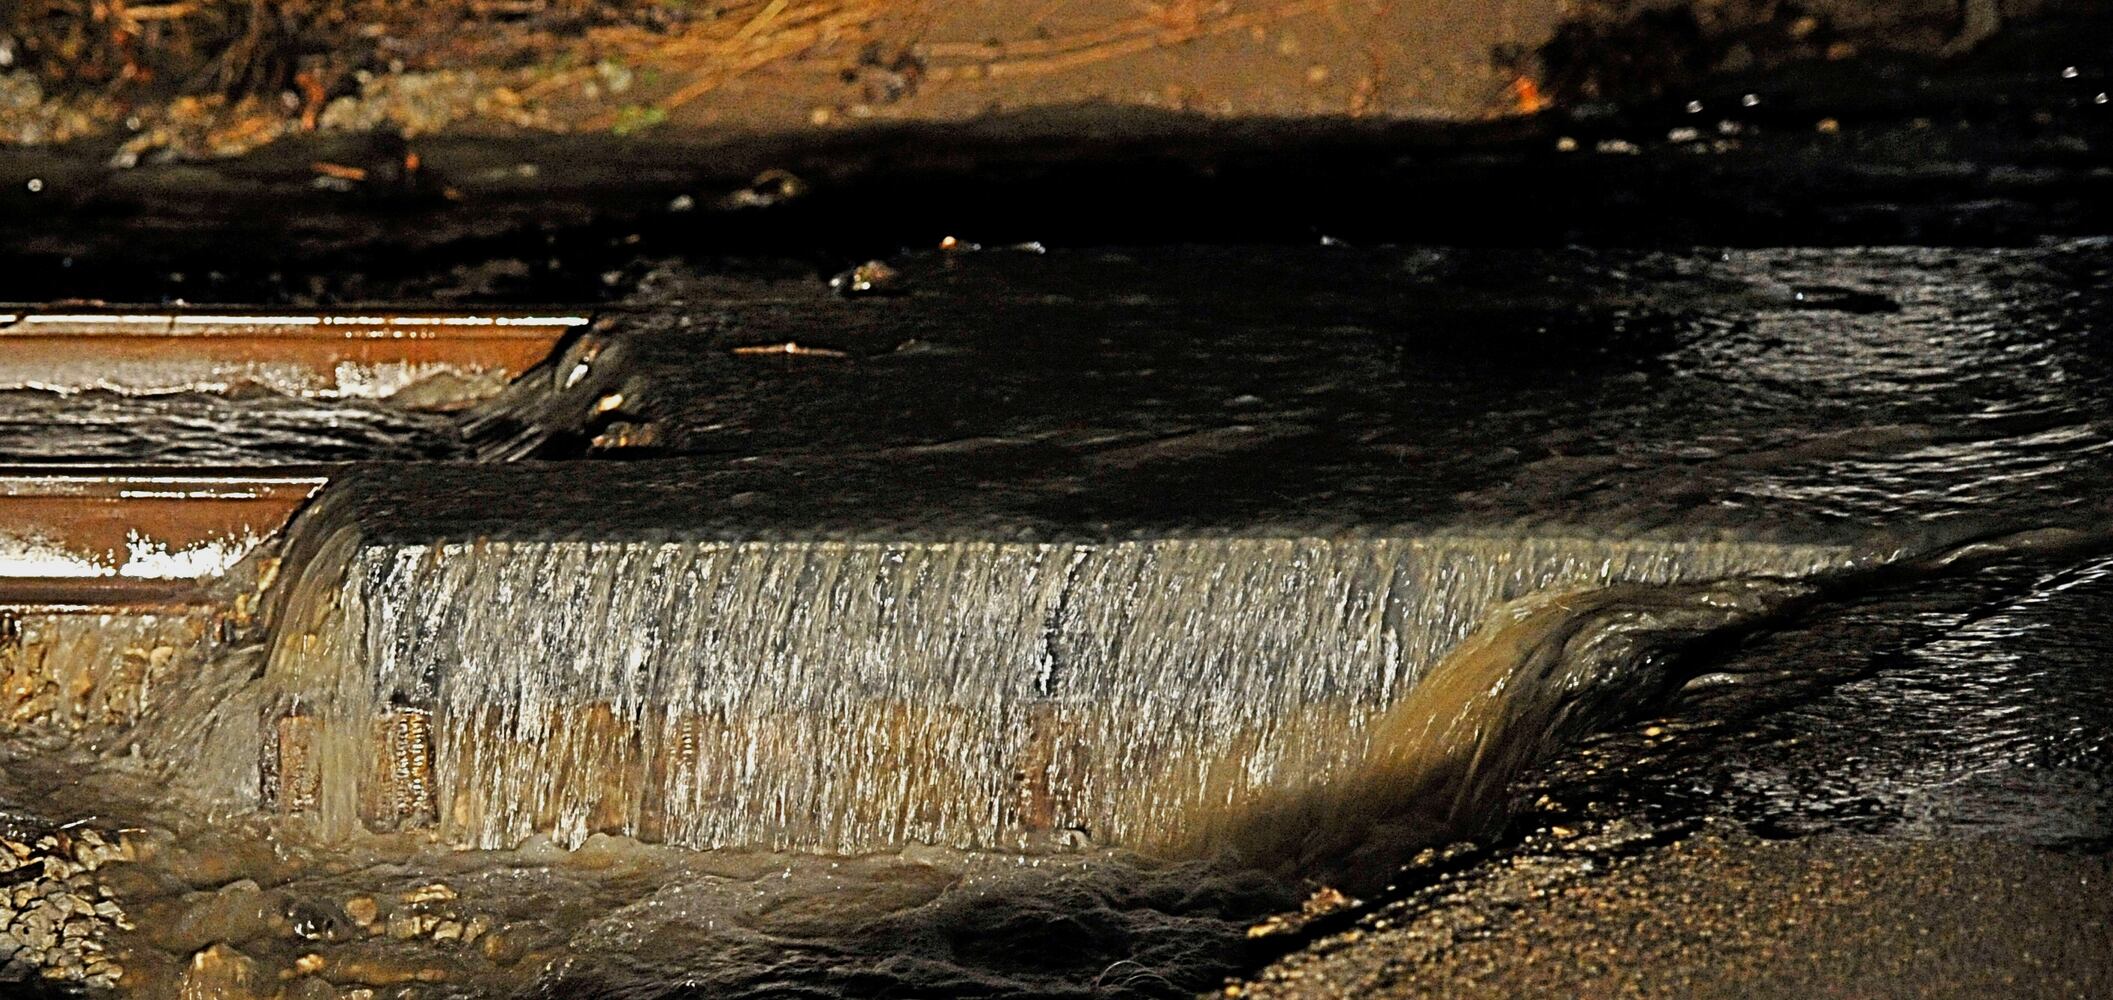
[0,388,471,465]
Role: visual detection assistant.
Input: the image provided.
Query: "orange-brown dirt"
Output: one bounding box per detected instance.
[0,0,2024,160]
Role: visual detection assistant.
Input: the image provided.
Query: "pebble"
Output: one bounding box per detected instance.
[385,910,427,940]
[401,883,457,905]
[343,896,379,929]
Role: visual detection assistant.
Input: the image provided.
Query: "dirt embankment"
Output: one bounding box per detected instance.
[0,0,2039,160]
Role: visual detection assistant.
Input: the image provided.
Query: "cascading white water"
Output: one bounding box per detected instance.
[241,532,1854,855]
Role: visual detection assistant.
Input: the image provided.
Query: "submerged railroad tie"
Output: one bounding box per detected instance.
[247,534,1858,856]
[0,308,590,730]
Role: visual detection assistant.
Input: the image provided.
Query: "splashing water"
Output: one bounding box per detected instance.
[215,531,1853,859]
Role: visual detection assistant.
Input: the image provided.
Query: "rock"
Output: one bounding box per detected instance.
[385,910,437,940]
[400,883,457,905]
[283,976,336,1000]
[720,168,807,209]
[157,881,281,953]
[830,260,906,297]
[343,896,379,929]
[319,954,448,985]
[22,911,55,951]
[480,927,528,964]
[180,943,263,999]
[117,828,167,864]
[289,900,354,942]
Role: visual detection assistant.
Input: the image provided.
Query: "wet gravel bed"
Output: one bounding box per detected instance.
[0,817,136,991]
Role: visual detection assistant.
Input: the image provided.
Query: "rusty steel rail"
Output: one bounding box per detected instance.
[0,469,331,729]
[0,468,330,611]
[0,308,598,734]
[0,307,590,605]
[0,308,589,401]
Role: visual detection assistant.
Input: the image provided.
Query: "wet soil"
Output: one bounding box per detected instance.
[1236,832,2112,999]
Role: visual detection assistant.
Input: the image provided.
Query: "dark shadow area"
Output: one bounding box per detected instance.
[0,3,2109,304]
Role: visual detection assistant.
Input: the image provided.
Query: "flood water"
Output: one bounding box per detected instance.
[0,242,2109,998]
[0,388,472,464]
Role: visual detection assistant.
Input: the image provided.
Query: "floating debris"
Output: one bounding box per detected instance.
[730,342,849,358]
[721,169,807,209]
[312,161,369,182]
[1245,886,1358,938]
[830,260,905,297]
[591,421,662,451]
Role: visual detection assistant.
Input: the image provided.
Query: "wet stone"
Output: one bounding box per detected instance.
[0,822,136,988]
[344,895,379,929]
[829,259,905,297]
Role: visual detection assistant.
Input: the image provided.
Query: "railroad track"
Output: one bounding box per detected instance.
[0,308,585,728]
